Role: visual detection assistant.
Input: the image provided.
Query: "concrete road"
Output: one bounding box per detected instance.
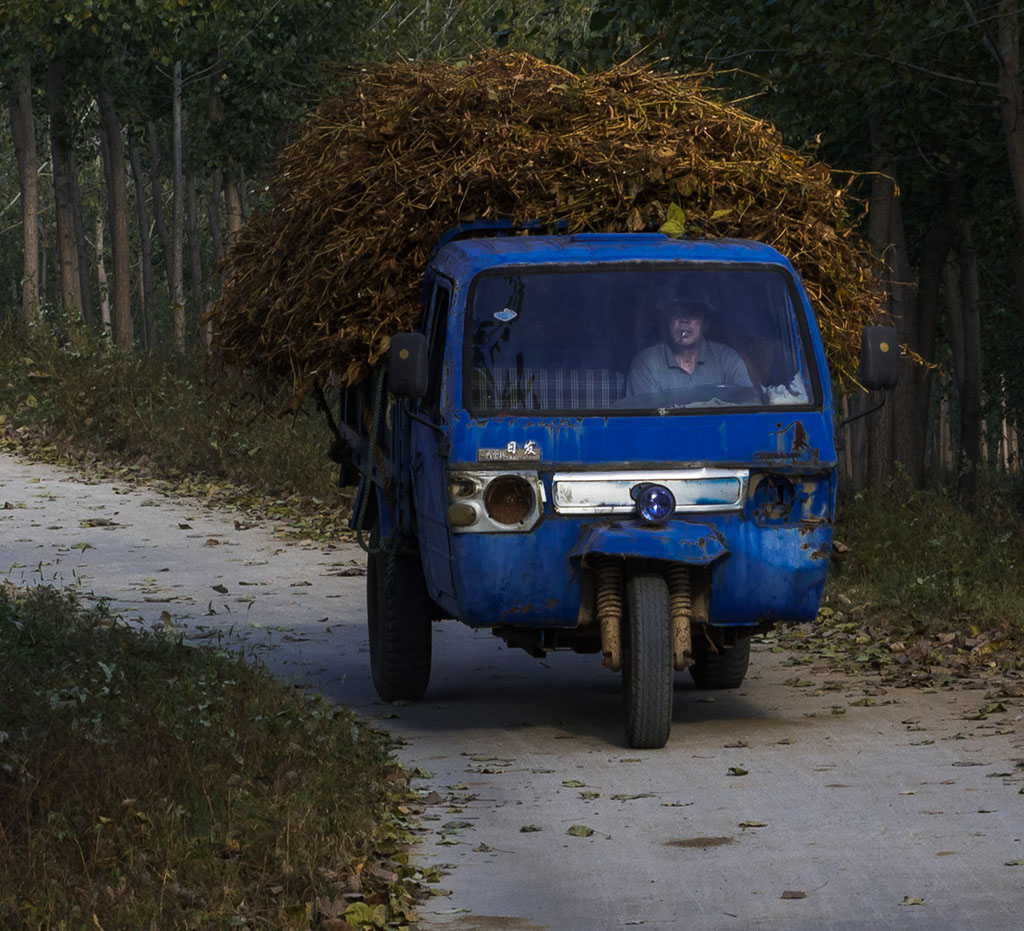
[1,452,1021,931]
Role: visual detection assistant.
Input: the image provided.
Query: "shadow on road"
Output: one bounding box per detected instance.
[320,620,773,748]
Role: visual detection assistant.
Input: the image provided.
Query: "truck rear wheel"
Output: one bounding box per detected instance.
[622,572,674,749]
[689,631,751,689]
[366,526,432,701]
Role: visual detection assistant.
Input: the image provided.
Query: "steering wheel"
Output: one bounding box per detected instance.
[670,384,761,405]
[617,384,760,409]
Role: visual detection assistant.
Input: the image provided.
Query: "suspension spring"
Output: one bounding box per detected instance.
[666,563,694,670]
[596,558,624,671]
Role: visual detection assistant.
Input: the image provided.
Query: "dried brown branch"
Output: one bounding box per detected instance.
[205,51,884,405]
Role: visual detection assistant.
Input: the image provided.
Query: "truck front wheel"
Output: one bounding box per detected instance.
[622,571,674,749]
[366,526,432,701]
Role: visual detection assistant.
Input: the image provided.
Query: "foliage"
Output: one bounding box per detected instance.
[365,0,592,63]
[578,0,996,161]
[207,50,884,404]
[579,0,1024,432]
[0,584,420,930]
[0,0,378,350]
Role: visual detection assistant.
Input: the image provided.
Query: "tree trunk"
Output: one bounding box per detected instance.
[223,166,243,245]
[209,167,225,264]
[95,209,111,338]
[69,150,96,331]
[894,173,959,486]
[96,85,133,349]
[9,58,40,327]
[967,1,1024,371]
[147,120,173,300]
[994,1,1024,230]
[882,180,915,484]
[238,163,249,222]
[993,0,1024,380]
[938,387,953,472]
[37,216,47,307]
[48,58,83,328]
[865,110,898,489]
[129,137,157,351]
[171,61,186,355]
[204,167,225,347]
[186,163,203,343]
[206,75,226,269]
[956,219,984,509]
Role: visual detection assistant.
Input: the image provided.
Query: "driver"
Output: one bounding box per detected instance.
[626,298,752,397]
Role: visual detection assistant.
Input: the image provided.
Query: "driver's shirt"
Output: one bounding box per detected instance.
[626,339,752,397]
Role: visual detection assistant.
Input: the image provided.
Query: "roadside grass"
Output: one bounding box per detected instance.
[0,585,423,930]
[789,476,1024,684]
[830,477,1024,638]
[0,329,351,539]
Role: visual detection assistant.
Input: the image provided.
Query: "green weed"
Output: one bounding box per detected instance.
[0,585,418,930]
[831,479,1024,641]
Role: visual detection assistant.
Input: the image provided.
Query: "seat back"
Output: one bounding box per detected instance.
[471,367,625,412]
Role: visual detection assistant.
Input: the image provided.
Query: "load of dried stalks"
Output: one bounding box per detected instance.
[206,51,882,404]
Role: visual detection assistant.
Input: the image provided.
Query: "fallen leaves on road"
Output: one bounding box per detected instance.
[772,613,1024,692]
[567,825,595,837]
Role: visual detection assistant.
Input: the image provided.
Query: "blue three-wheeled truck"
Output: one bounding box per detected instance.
[338,222,898,748]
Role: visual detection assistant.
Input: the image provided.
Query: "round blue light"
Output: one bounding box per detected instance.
[634,483,676,524]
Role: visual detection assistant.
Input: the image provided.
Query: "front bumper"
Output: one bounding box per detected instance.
[446,511,832,629]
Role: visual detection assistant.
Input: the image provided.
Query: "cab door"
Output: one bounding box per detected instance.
[409,277,456,601]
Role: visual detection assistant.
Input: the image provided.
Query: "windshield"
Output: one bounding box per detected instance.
[467,264,819,415]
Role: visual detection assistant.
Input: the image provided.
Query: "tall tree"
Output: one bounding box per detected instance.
[48,56,83,326]
[128,136,157,350]
[964,1,1024,346]
[8,57,40,327]
[96,84,133,349]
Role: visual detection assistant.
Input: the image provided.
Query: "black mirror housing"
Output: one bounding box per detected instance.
[388,332,429,398]
[859,325,900,391]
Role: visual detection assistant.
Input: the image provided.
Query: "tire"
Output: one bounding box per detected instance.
[689,631,751,690]
[366,525,432,701]
[622,572,674,749]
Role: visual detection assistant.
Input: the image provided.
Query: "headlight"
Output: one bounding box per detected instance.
[749,474,797,522]
[446,470,544,533]
[631,483,676,525]
[449,476,477,499]
[484,475,535,526]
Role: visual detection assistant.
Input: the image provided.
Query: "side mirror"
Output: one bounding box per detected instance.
[859,325,900,391]
[388,332,429,399]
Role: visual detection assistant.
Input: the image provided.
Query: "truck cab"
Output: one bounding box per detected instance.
[343,226,898,748]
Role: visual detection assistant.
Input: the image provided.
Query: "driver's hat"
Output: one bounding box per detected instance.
[657,298,712,320]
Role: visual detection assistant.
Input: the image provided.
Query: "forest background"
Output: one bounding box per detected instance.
[6,6,1024,926]
[3,0,1024,505]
